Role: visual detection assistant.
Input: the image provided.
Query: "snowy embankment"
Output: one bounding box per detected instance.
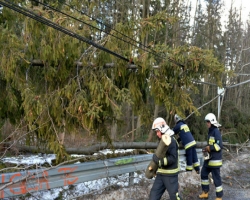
[3,149,246,200]
[2,149,148,200]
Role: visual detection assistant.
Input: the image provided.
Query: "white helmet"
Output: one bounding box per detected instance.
[174,114,182,123]
[205,113,221,127]
[152,117,169,133]
[152,117,175,136]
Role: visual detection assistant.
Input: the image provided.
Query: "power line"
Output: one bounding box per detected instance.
[2,0,186,69]
[226,79,250,89]
[193,80,218,86]
[31,0,161,60]
[0,0,132,63]
[235,73,250,76]
[74,4,156,54]
[30,0,186,69]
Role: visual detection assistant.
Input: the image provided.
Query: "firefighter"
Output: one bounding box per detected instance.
[173,114,200,174]
[199,113,223,200]
[149,117,182,200]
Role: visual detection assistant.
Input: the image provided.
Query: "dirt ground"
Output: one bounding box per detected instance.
[78,149,250,200]
[179,150,250,200]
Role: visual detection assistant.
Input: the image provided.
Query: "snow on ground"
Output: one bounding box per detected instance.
[21,172,145,200]
[1,149,151,200]
[1,148,200,200]
[2,154,56,166]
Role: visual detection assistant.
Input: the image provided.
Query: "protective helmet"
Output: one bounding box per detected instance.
[152,117,169,133]
[174,114,182,123]
[205,113,221,127]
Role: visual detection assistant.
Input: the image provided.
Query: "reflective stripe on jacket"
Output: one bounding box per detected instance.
[173,121,196,149]
[156,137,180,175]
[206,125,223,168]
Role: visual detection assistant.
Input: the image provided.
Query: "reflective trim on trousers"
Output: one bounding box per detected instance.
[216,185,223,193]
[186,165,193,171]
[193,161,200,167]
[201,179,209,185]
[176,192,181,200]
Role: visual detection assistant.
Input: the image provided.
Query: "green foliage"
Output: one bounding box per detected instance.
[149,44,224,117]
[1,0,249,163]
[220,101,250,144]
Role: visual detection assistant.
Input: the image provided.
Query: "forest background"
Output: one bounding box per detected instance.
[0,0,250,162]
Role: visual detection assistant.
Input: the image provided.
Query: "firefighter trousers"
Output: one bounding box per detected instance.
[185,146,200,172]
[200,165,223,198]
[149,174,182,200]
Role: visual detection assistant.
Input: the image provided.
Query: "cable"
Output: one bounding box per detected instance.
[0,0,132,63]
[30,0,186,69]
[65,1,184,69]
[2,0,186,69]
[62,1,158,54]
[31,0,160,59]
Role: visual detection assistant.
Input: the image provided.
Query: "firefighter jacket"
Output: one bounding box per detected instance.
[156,136,180,176]
[173,120,196,150]
[204,125,223,168]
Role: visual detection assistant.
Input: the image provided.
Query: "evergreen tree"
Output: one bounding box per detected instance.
[0,0,226,160]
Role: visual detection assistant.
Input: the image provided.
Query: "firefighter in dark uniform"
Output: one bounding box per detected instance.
[149,117,182,200]
[173,114,200,174]
[199,113,223,200]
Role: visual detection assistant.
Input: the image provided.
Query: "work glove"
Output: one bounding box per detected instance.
[152,154,160,164]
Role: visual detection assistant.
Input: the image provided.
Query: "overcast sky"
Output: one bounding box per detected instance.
[226,0,250,23]
[190,0,250,27]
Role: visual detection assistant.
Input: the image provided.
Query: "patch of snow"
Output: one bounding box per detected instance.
[93,149,134,155]
[0,149,204,200]
[1,149,143,200]
[1,154,56,165]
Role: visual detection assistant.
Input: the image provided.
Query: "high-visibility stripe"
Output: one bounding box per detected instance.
[159,157,168,168]
[184,140,196,149]
[163,157,168,166]
[186,165,193,170]
[216,185,223,192]
[176,192,181,200]
[214,143,221,151]
[201,179,209,185]
[157,167,179,174]
[193,162,200,167]
[208,160,222,167]
[157,138,180,175]
[180,124,190,132]
[158,160,162,167]
[209,137,215,145]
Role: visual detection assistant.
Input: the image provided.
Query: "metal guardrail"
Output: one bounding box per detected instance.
[0,149,203,198]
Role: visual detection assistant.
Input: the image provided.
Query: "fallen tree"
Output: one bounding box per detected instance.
[5,141,245,155]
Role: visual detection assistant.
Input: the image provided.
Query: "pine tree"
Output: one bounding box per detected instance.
[0,0,225,160]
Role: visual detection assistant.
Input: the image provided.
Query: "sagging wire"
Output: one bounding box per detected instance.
[31,0,160,59]
[0,0,132,63]
[30,0,186,69]
[2,0,187,70]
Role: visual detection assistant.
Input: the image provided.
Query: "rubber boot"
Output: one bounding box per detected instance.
[215,198,222,200]
[198,191,209,199]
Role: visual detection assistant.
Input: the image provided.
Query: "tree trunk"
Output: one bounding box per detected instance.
[10,141,246,155]
[131,110,135,141]
[136,115,141,139]
[147,104,159,142]
[111,119,117,141]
